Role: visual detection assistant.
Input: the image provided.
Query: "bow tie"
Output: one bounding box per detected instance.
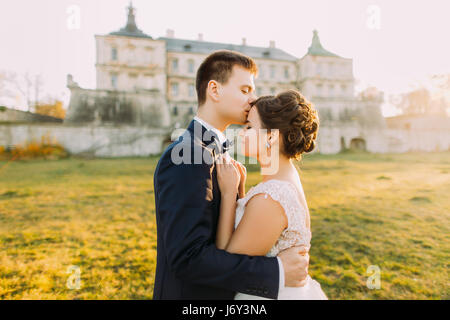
[207,133,233,154]
[221,139,233,153]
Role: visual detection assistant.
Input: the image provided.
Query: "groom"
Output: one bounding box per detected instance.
[153,50,309,299]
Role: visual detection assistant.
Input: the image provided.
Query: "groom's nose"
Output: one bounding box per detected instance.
[248,92,257,104]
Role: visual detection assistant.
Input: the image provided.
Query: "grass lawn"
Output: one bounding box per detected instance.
[0,152,449,299]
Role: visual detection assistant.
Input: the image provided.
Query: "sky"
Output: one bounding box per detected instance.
[0,0,449,116]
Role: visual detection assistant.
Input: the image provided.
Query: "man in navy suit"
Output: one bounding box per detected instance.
[153,50,309,299]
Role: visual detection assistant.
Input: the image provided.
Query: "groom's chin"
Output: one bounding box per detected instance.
[235,115,248,126]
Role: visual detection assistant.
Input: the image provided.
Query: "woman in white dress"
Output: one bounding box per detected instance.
[215,89,328,300]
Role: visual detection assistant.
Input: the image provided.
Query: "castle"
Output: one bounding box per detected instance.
[61,3,449,155]
[64,3,392,154]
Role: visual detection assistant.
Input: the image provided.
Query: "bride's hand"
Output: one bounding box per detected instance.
[216,153,240,197]
[230,158,246,198]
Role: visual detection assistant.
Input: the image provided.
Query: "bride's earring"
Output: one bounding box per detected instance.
[266,142,271,149]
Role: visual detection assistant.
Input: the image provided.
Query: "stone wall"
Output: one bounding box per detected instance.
[316,123,450,154]
[0,107,63,123]
[65,85,170,128]
[316,124,388,154]
[385,128,450,153]
[1,122,448,157]
[0,123,170,157]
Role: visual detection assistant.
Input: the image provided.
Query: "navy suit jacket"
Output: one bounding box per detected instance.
[152,119,280,300]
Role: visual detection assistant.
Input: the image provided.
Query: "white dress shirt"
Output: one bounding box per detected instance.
[193,115,286,296]
[193,116,228,145]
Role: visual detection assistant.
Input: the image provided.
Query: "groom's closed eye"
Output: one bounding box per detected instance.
[241,85,252,94]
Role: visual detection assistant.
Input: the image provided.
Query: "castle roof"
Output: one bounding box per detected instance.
[306,30,340,58]
[158,37,298,61]
[109,2,152,39]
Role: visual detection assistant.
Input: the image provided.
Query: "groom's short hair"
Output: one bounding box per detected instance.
[196,50,258,106]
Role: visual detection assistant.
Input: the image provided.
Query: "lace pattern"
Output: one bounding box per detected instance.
[234,179,311,257]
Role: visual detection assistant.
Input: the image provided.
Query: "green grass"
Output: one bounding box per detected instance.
[0,152,449,299]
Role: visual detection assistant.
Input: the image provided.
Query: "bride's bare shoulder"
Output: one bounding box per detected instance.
[244,193,289,228]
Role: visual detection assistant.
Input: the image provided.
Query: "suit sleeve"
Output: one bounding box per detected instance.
[155,148,280,299]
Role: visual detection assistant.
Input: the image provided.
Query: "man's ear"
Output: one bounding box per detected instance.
[207,80,221,102]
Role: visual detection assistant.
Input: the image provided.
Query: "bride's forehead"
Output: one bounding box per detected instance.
[247,107,260,123]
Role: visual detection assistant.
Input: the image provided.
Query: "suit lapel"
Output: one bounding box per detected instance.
[186,120,221,224]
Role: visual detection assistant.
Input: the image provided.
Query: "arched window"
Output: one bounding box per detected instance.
[350,138,366,151]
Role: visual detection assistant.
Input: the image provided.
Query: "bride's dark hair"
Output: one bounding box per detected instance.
[250,89,319,160]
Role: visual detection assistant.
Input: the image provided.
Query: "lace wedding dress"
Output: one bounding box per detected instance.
[233,179,328,300]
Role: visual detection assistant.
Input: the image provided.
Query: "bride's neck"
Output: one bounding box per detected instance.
[260,154,295,182]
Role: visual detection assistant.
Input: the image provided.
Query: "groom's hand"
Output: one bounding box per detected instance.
[278,246,309,287]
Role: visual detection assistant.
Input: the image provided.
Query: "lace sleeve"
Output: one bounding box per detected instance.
[245,180,308,233]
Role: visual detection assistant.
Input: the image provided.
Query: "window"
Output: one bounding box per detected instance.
[284,66,289,79]
[341,63,346,75]
[129,73,138,90]
[259,65,265,79]
[173,106,178,116]
[270,66,275,79]
[328,63,334,75]
[316,83,323,96]
[188,59,195,73]
[144,75,153,88]
[172,58,179,72]
[329,84,334,96]
[188,84,195,97]
[316,63,322,75]
[270,87,276,95]
[111,47,118,61]
[111,74,118,88]
[189,106,194,115]
[171,83,179,96]
[341,84,347,94]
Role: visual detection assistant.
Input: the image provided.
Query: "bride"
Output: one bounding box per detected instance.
[215,89,328,300]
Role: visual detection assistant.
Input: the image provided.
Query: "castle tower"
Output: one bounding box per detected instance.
[298,30,354,101]
[66,2,170,127]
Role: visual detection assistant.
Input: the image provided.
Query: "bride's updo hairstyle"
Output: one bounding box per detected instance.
[251,90,319,160]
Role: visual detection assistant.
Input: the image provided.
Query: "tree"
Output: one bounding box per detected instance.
[0,70,18,106]
[430,74,450,115]
[394,74,450,116]
[0,70,43,112]
[394,87,432,115]
[35,100,66,119]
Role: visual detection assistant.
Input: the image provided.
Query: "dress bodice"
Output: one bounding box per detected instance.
[234,179,312,257]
